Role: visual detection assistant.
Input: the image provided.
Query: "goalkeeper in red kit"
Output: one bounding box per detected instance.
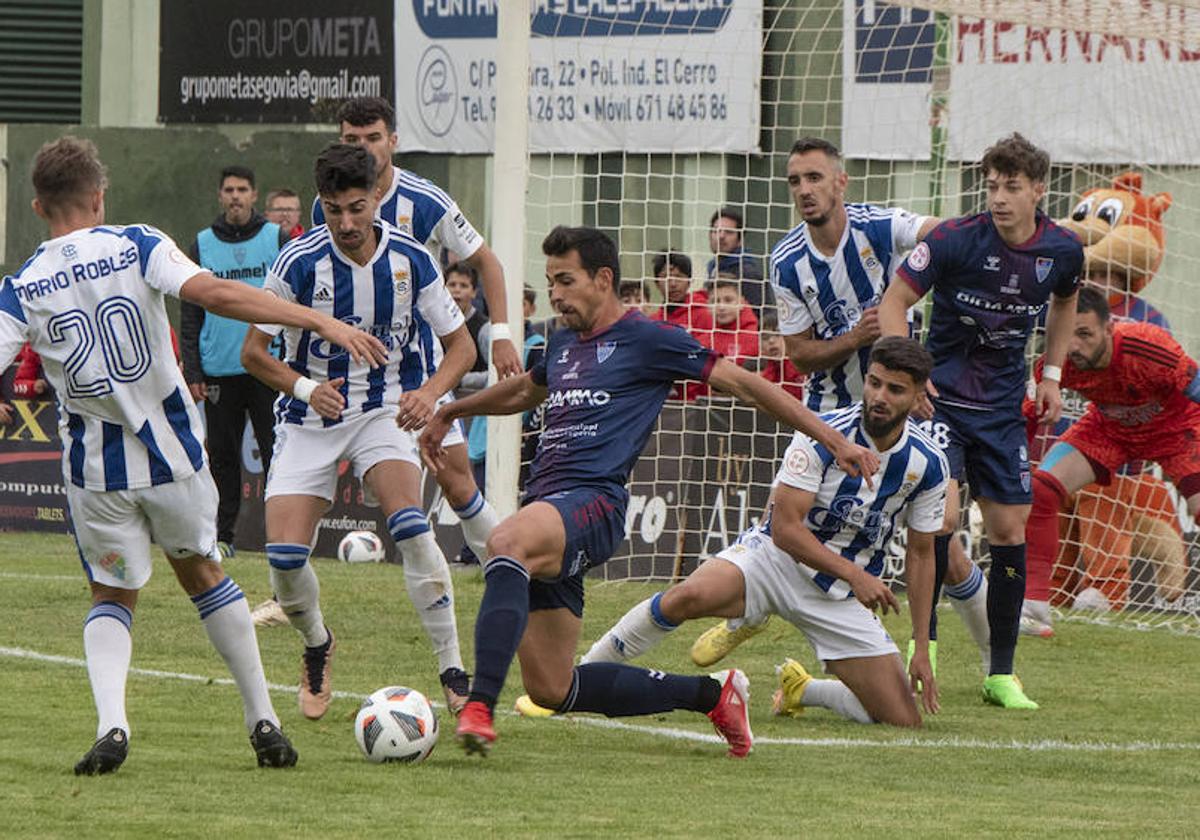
[1025,285,1200,617]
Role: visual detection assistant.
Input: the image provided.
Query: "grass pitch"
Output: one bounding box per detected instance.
[1,532,1197,838]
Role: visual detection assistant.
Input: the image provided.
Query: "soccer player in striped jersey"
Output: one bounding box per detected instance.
[314,97,513,565]
[879,133,1083,709]
[419,226,880,757]
[242,144,477,719]
[0,136,387,775]
[690,137,990,680]
[1025,287,1200,623]
[585,337,945,727]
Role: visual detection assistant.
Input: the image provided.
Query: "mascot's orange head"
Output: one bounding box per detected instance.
[1057,172,1171,296]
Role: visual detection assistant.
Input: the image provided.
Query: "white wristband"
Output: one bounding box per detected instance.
[1042,365,1063,383]
[489,322,511,342]
[292,376,319,403]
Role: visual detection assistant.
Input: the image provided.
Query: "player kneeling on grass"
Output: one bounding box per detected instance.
[1,136,388,775]
[1025,285,1200,629]
[419,225,880,758]
[580,337,945,727]
[242,144,477,720]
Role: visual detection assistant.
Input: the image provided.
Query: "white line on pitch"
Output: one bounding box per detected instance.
[0,571,84,582]
[5,644,1198,755]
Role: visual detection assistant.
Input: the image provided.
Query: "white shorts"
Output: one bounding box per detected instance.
[266,408,421,502]
[716,530,898,662]
[68,469,220,590]
[435,392,466,449]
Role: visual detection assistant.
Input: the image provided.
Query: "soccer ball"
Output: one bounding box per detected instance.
[354,686,439,763]
[337,530,386,563]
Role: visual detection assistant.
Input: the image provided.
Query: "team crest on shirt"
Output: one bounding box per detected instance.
[597,340,617,364]
[233,246,247,265]
[397,215,412,232]
[62,243,77,259]
[1035,257,1054,284]
[394,270,411,302]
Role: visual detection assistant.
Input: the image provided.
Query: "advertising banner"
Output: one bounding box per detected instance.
[158,0,394,124]
[842,0,1200,164]
[396,0,763,153]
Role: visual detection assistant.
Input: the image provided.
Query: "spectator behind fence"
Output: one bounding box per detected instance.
[619,279,658,318]
[446,261,490,387]
[180,164,288,558]
[264,188,305,240]
[709,275,759,364]
[652,250,714,401]
[746,313,805,401]
[706,206,768,310]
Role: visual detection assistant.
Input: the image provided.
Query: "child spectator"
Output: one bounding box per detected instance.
[619,280,658,318]
[746,313,805,401]
[709,275,759,364]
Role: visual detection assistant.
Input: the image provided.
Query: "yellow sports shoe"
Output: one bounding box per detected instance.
[689,617,771,667]
[770,658,812,719]
[514,694,555,718]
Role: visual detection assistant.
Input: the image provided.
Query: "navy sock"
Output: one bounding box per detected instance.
[466,557,530,710]
[557,662,721,717]
[929,534,951,641]
[987,543,1026,675]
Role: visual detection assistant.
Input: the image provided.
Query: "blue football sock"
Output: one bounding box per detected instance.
[987,543,1026,675]
[466,557,529,711]
[556,662,721,717]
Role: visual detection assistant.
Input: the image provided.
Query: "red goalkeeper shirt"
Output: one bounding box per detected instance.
[1033,321,1200,435]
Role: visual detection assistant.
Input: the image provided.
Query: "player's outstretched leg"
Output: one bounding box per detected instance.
[553,662,753,757]
[387,506,469,714]
[983,542,1039,710]
[1023,470,1070,639]
[267,542,334,720]
[77,599,134,775]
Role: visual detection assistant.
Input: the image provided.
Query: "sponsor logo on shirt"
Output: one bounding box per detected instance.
[983,255,1001,272]
[544,388,611,408]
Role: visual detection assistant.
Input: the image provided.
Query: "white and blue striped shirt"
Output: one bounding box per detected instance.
[771,204,926,411]
[761,404,949,601]
[0,225,207,491]
[312,165,484,385]
[257,221,464,428]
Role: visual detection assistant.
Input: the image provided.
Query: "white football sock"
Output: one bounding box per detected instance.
[267,543,328,648]
[1022,598,1051,624]
[803,679,874,724]
[946,563,991,669]
[83,603,133,739]
[581,594,676,664]
[191,577,278,731]
[454,490,500,562]
[396,527,463,674]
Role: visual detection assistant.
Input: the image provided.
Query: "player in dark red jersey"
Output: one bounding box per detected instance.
[879,133,1083,709]
[1026,285,1200,617]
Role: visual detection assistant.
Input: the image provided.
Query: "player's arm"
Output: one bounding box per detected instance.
[770,484,899,614]
[1035,289,1077,424]
[464,242,520,379]
[396,323,476,431]
[241,327,346,421]
[904,528,939,713]
[707,357,879,483]
[418,372,547,472]
[181,272,387,368]
[179,301,207,401]
[878,276,922,338]
[784,318,878,374]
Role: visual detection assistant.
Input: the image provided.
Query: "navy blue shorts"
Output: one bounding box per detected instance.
[525,488,626,618]
[925,401,1031,505]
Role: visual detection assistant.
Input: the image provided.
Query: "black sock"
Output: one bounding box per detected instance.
[466,557,530,711]
[929,534,951,641]
[557,663,722,717]
[987,543,1026,675]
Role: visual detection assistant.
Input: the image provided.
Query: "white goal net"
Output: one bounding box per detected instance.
[475,0,1200,635]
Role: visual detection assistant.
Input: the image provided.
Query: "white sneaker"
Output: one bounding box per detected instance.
[1072,587,1112,612]
[250,599,289,628]
[1019,614,1054,638]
